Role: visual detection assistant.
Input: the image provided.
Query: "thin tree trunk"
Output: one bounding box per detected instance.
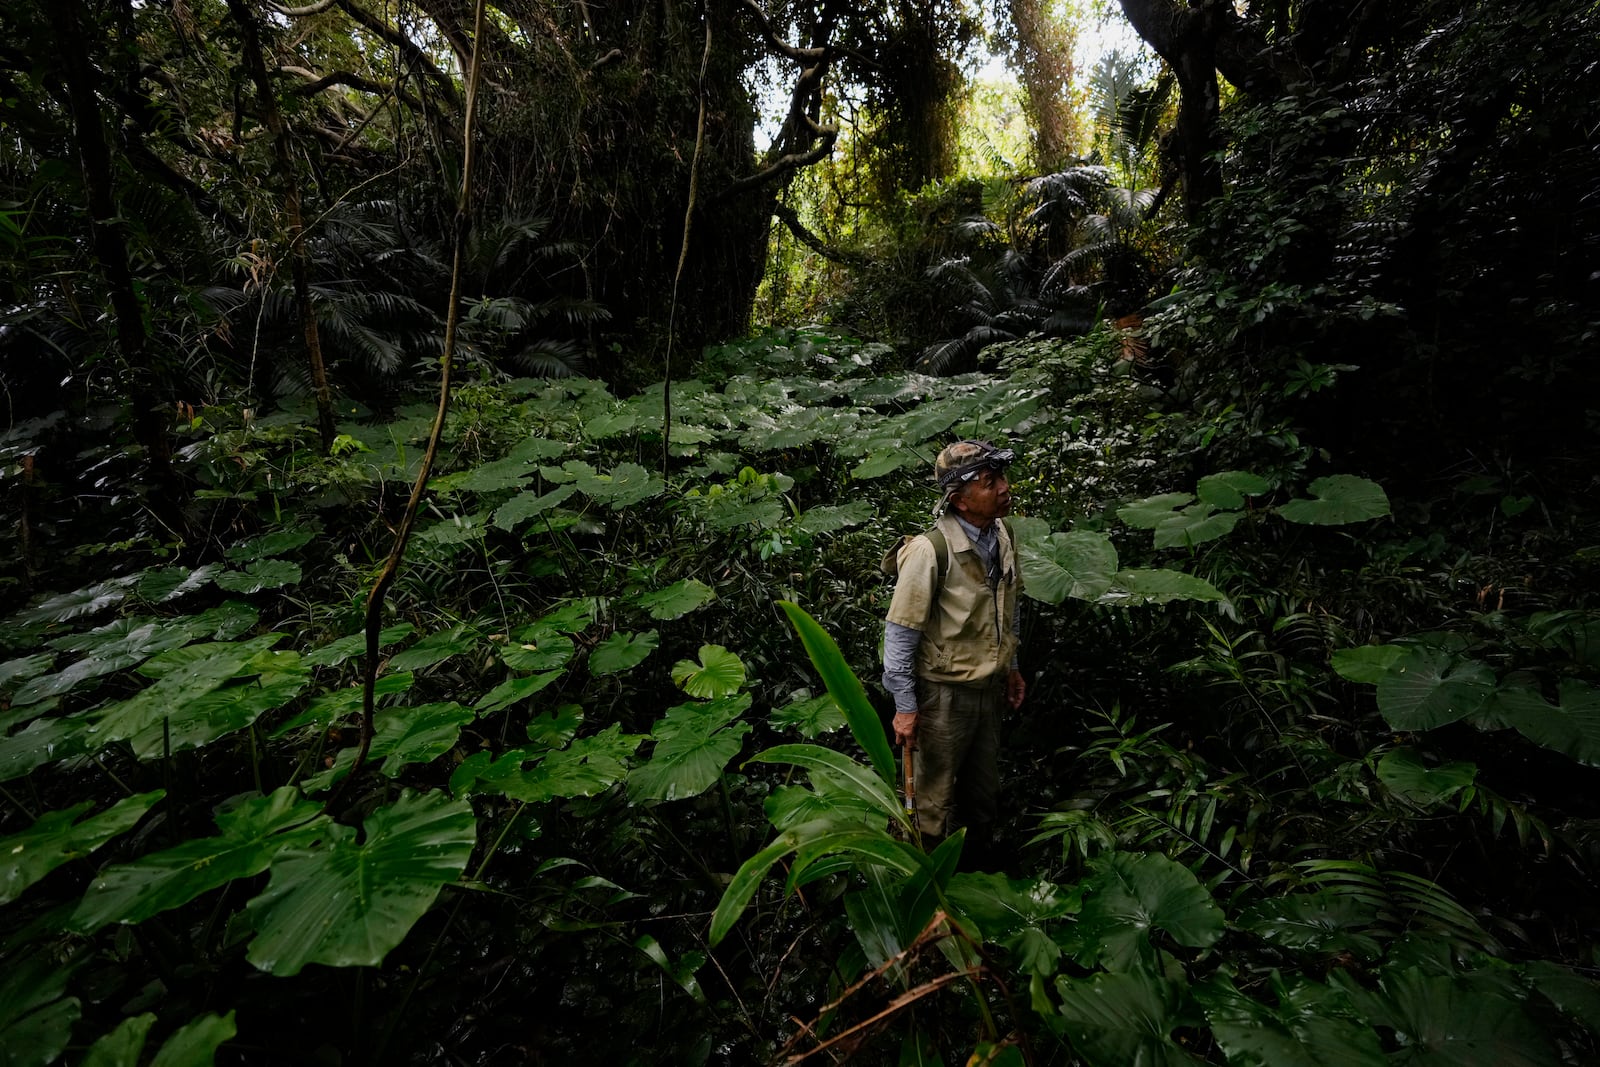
[227,0,339,452]
[46,2,175,492]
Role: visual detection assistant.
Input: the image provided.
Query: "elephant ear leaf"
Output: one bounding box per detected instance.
[1,791,165,906]
[1077,852,1223,970]
[1276,475,1389,525]
[628,694,752,804]
[242,790,476,976]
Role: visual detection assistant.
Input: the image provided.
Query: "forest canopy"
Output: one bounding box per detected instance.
[1,0,1597,1063]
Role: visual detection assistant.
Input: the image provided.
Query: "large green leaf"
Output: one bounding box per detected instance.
[1276,475,1390,525]
[1100,569,1226,606]
[492,484,577,531]
[80,636,284,760]
[670,645,746,698]
[1376,649,1494,730]
[589,630,658,675]
[1153,503,1243,550]
[16,616,217,706]
[1019,532,1119,604]
[776,602,896,787]
[1376,748,1477,806]
[1495,680,1600,767]
[791,501,874,537]
[473,671,561,715]
[628,694,752,803]
[1,791,164,905]
[748,744,906,829]
[0,954,82,1067]
[852,447,922,480]
[71,787,327,932]
[213,560,302,594]
[271,672,414,735]
[225,526,316,561]
[1118,493,1195,529]
[457,724,643,803]
[0,715,93,783]
[147,1012,236,1067]
[132,664,309,759]
[81,1013,156,1067]
[1335,969,1557,1067]
[1235,891,1383,960]
[947,871,1076,976]
[13,576,136,625]
[1054,966,1201,1067]
[1077,852,1224,970]
[302,702,476,792]
[242,790,476,976]
[300,623,415,668]
[387,624,478,672]
[1195,470,1270,509]
[1197,975,1385,1067]
[136,563,222,604]
[501,632,575,672]
[770,693,847,737]
[1331,645,1406,684]
[630,579,716,620]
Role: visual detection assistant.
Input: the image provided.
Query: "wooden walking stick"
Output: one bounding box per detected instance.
[902,744,916,819]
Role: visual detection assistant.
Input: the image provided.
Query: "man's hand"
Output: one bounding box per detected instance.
[1007,668,1027,710]
[893,712,918,747]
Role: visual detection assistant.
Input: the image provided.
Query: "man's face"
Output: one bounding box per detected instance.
[952,468,1011,526]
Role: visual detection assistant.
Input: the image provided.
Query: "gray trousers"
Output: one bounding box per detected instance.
[913,677,1002,838]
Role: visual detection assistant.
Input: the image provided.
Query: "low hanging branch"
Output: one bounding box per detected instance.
[330,0,489,808]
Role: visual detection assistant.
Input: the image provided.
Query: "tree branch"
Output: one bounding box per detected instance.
[771,201,869,268]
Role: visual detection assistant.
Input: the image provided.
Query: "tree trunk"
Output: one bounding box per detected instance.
[227,0,339,452]
[45,2,176,493]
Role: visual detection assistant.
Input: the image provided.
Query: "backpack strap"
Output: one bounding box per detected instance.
[924,526,949,582]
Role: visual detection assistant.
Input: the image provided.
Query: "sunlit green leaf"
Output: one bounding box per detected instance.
[71,787,326,932]
[243,790,476,976]
[12,576,136,625]
[1,791,164,905]
[1276,475,1390,525]
[589,630,658,675]
[670,645,745,698]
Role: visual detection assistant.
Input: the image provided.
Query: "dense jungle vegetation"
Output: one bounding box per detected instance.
[2,0,1598,1063]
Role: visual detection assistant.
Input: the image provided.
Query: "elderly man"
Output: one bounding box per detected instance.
[882,439,1026,864]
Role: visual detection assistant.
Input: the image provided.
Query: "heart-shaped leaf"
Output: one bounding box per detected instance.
[2,791,165,906]
[1376,649,1493,730]
[670,645,746,698]
[1019,532,1119,605]
[1277,476,1390,525]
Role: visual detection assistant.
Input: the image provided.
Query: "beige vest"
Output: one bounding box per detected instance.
[885,513,1021,686]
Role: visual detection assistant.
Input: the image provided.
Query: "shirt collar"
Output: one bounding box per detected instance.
[953,513,995,546]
